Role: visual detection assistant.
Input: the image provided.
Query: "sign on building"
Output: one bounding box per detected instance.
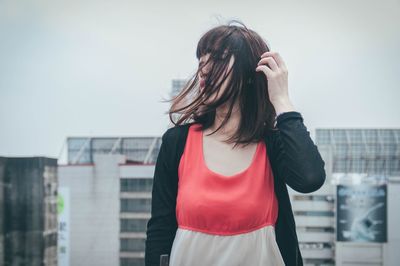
[58,187,70,266]
[336,184,387,243]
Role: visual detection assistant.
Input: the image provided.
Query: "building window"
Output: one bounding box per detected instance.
[120,258,144,266]
[120,178,153,192]
[120,199,151,213]
[121,219,148,232]
[120,238,146,252]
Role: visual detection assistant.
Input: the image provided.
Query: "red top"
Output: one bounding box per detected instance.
[176,123,279,236]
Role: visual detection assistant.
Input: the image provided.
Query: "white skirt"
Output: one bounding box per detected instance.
[169,224,285,266]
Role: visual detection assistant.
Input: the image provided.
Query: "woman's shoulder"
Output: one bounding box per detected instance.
[159,122,198,162]
[161,122,198,144]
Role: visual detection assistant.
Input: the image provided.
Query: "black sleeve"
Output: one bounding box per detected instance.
[145,129,178,266]
[272,111,326,193]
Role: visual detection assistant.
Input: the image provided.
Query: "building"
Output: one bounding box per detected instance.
[288,128,400,266]
[119,161,155,266]
[0,157,58,266]
[170,79,188,99]
[59,137,161,266]
[169,78,189,127]
[66,136,161,165]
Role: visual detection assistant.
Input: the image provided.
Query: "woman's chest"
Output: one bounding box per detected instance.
[202,135,260,177]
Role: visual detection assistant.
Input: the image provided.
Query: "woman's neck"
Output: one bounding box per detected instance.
[208,101,241,138]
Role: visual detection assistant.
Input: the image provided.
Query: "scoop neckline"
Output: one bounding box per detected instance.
[199,125,261,178]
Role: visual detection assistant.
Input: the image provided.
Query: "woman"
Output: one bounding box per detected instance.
[145,21,326,266]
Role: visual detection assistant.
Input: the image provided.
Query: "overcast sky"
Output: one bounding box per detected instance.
[1,0,399,159]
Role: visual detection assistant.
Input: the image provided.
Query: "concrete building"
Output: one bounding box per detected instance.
[170,79,188,99]
[288,128,400,266]
[119,162,154,266]
[59,137,161,266]
[168,78,189,127]
[0,157,58,266]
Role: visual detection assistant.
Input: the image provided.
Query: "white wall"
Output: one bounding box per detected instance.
[58,154,124,266]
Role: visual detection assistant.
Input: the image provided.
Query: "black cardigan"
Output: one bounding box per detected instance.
[145,111,326,266]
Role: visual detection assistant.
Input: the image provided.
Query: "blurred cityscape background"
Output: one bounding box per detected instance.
[1,0,400,266]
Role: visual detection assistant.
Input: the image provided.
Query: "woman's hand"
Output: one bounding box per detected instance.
[255,51,296,114]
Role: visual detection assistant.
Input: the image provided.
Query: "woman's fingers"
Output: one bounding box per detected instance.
[255,64,273,78]
[256,51,289,81]
[260,51,288,71]
[257,57,279,71]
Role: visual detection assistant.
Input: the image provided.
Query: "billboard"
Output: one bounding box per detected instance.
[336,184,387,243]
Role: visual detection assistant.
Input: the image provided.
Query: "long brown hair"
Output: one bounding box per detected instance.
[166,20,276,148]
